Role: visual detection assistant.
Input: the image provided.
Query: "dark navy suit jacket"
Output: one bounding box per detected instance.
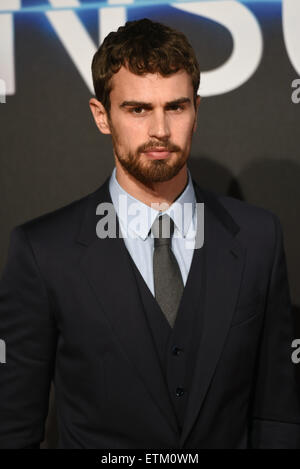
[0,175,300,448]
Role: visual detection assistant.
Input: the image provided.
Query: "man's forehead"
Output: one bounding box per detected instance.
[110,66,193,100]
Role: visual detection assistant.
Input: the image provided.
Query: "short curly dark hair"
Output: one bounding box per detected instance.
[91,18,200,115]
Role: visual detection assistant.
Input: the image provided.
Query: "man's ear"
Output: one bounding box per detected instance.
[193,95,201,133]
[89,98,111,135]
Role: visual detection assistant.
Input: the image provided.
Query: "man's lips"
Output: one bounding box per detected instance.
[142,148,173,159]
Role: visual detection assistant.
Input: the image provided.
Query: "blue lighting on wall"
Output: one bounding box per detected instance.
[0,0,283,15]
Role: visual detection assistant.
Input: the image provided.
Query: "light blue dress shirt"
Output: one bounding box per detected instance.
[108,167,198,297]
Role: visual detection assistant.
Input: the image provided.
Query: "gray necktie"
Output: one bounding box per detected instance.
[151,214,184,328]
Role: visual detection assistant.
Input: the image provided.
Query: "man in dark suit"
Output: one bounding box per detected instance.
[0,18,300,449]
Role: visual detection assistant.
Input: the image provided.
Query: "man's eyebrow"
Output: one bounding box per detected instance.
[119,101,152,109]
[166,97,191,106]
[119,97,191,108]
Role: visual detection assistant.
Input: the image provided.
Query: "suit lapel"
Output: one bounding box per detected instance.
[179,182,246,447]
[77,177,179,435]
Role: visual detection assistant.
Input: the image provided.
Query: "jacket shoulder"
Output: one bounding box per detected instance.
[193,176,278,222]
[195,184,280,246]
[216,192,278,227]
[12,187,99,246]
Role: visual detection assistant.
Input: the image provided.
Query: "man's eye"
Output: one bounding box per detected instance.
[129,105,184,114]
[130,107,145,114]
[168,105,184,111]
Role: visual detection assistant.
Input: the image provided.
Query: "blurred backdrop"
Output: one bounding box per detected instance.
[0,0,299,448]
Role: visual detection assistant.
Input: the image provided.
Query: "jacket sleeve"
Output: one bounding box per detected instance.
[0,226,57,449]
[250,214,300,448]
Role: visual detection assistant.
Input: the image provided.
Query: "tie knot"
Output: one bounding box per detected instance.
[150,214,175,247]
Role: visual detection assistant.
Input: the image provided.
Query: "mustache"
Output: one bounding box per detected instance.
[138,142,181,153]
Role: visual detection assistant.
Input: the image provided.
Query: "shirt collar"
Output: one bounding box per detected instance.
[109,166,196,241]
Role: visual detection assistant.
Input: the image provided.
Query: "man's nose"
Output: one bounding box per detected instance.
[148,110,171,140]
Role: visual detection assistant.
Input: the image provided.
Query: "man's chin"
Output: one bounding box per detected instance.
[116,151,187,186]
[131,162,185,186]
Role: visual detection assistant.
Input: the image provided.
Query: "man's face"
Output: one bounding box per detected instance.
[92,66,200,187]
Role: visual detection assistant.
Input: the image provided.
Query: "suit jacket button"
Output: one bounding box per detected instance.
[172,346,183,356]
[175,387,185,398]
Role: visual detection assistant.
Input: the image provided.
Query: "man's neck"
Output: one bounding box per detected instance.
[114,162,189,210]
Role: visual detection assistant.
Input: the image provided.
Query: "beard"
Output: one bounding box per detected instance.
[108,119,192,189]
[114,147,188,188]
